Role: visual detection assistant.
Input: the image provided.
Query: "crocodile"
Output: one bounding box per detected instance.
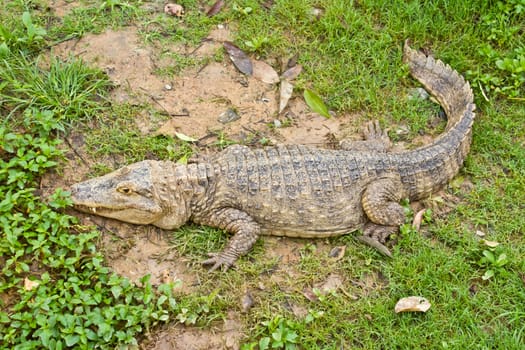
[70,41,475,271]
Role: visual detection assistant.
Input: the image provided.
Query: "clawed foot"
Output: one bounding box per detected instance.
[362,120,391,146]
[356,223,399,258]
[202,251,238,272]
[339,120,392,152]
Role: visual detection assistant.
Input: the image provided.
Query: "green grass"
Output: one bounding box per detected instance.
[1,0,524,349]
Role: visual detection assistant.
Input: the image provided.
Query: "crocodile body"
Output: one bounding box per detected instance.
[71,42,475,270]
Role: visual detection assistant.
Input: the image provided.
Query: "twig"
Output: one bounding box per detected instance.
[63,136,88,166]
[478,81,490,102]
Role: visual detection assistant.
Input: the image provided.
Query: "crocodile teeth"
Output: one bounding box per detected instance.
[92,207,97,213]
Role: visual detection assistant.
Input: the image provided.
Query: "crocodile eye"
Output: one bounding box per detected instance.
[117,185,133,194]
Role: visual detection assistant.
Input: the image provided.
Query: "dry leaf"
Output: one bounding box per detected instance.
[252,60,280,84]
[394,296,431,313]
[174,132,197,142]
[316,273,343,294]
[412,208,426,231]
[241,291,254,312]
[164,3,184,17]
[206,0,224,17]
[281,64,302,81]
[482,240,500,248]
[329,245,346,260]
[24,277,40,291]
[302,288,319,302]
[223,41,253,75]
[475,230,486,237]
[286,54,299,69]
[279,80,294,113]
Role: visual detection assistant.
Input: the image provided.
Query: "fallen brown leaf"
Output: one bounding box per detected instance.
[206,0,224,17]
[252,60,280,84]
[279,80,294,113]
[328,245,346,260]
[394,296,431,313]
[241,290,254,312]
[223,41,253,75]
[281,64,302,81]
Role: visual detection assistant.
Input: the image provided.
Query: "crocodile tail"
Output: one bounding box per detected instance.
[403,40,475,132]
[400,40,476,200]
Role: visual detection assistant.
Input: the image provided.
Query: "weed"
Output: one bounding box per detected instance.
[0,55,111,122]
[0,11,46,55]
[474,244,510,280]
[242,316,299,350]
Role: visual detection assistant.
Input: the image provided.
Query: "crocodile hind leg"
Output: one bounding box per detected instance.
[199,208,261,272]
[340,120,392,152]
[358,177,407,257]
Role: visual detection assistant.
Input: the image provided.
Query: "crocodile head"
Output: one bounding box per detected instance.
[70,160,191,229]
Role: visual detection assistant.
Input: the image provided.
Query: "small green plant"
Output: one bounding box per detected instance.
[0,109,189,348]
[232,3,253,16]
[467,0,525,98]
[245,36,269,52]
[98,0,137,13]
[242,316,299,350]
[0,11,46,55]
[476,244,510,280]
[0,55,111,121]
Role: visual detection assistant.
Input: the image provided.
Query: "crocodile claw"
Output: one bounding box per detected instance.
[202,252,237,272]
[355,235,393,258]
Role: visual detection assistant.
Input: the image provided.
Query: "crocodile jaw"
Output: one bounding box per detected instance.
[72,202,163,225]
[70,161,165,226]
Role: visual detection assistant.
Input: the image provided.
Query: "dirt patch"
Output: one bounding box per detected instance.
[145,311,243,350]
[49,0,81,17]
[51,26,355,146]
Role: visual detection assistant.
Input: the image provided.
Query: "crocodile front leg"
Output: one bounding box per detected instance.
[359,177,407,256]
[199,208,260,271]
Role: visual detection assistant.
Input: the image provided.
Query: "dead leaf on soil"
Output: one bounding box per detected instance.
[252,60,280,84]
[412,208,426,231]
[224,41,253,75]
[174,131,197,142]
[304,273,344,302]
[482,240,500,248]
[241,290,255,312]
[281,64,302,81]
[206,0,224,17]
[164,3,184,17]
[279,80,294,113]
[328,245,346,260]
[24,277,40,291]
[394,296,431,313]
[475,230,486,237]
